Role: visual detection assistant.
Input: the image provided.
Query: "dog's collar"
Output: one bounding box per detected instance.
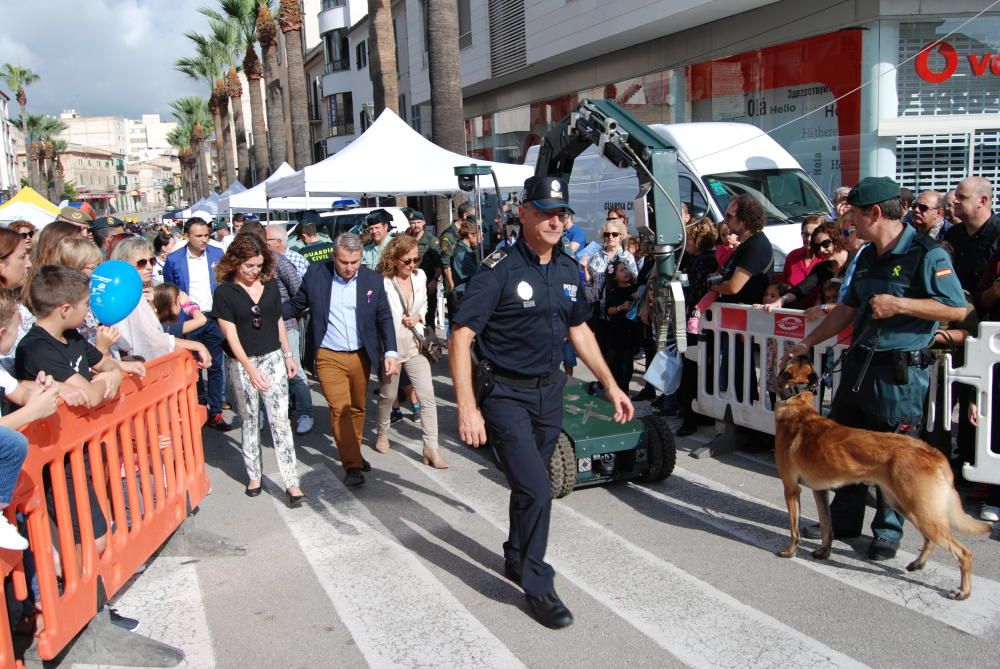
[777,383,816,401]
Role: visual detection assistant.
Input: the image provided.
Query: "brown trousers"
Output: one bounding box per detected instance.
[315,348,371,471]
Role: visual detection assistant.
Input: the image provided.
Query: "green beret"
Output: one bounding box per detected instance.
[847,176,901,208]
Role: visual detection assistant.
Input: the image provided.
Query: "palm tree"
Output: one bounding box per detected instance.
[0,64,40,190]
[168,125,197,202]
[176,33,234,190]
[427,0,465,155]
[163,183,177,207]
[257,3,286,170]
[367,0,399,116]
[51,139,68,203]
[279,0,312,169]
[169,96,213,199]
[207,0,272,183]
[19,114,66,201]
[201,14,251,186]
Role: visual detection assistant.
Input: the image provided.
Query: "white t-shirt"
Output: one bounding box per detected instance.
[0,365,17,396]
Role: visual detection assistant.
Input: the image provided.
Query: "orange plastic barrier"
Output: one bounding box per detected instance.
[0,350,208,666]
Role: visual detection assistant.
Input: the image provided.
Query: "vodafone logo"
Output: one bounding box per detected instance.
[774,315,805,339]
[915,41,1000,83]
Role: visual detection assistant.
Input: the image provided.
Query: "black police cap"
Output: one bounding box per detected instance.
[522,176,574,213]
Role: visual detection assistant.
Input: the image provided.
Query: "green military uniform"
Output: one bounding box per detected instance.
[438,222,459,281]
[300,240,335,264]
[416,230,440,267]
[827,177,965,551]
[362,235,392,270]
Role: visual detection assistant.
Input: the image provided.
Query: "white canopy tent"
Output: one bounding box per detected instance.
[178,191,222,219]
[223,162,348,213]
[265,109,534,200]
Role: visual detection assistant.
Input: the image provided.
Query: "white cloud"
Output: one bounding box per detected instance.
[0,0,215,121]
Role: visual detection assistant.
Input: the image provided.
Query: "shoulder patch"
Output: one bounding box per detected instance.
[482,249,508,269]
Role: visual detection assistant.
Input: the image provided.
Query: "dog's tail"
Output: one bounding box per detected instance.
[949,489,992,536]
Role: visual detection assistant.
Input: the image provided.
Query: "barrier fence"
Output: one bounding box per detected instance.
[0,350,209,666]
[692,302,1000,485]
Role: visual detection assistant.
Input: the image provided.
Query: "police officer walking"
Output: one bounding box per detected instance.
[449,176,634,629]
[785,177,966,560]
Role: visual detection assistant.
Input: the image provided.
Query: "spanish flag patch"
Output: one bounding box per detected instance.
[935,267,952,277]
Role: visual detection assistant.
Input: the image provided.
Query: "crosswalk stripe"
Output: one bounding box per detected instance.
[73,557,216,669]
[394,437,869,669]
[634,467,1000,636]
[271,464,526,669]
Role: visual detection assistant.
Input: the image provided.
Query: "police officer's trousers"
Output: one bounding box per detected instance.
[827,352,928,545]
[482,375,566,597]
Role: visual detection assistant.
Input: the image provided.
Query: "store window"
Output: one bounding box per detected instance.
[459,0,472,49]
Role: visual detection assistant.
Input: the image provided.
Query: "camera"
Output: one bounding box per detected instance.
[707,273,724,287]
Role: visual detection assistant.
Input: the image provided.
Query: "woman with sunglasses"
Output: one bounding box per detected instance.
[581,210,637,310]
[213,233,303,506]
[762,219,848,311]
[109,237,212,364]
[8,221,35,253]
[373,236,446,468]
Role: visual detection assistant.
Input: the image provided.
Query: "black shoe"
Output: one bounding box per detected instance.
[631,387,657,402]
[245,482,263,497]
[390,408,404,423]
[344,468,365,487]
[867,537,898,561]
[108,608,139,631]
[676,421,698,437]
[503,559,522,585]
[209,414,234,431]
[525,592,574,629]
[286,490,305,508]
[653,406,680,417]
[801,523,861,540]
[361,459,372,473]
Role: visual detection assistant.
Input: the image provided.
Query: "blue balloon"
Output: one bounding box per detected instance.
[89,260,143,326]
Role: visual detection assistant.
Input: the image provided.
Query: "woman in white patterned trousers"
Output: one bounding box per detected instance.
[213,234,304,507]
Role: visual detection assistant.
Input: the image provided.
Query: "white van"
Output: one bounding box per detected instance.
[525,122,833,273]
[316,206,410,238]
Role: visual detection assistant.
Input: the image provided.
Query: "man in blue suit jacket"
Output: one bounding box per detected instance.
[162,217,231,430]
[284,232,398,486]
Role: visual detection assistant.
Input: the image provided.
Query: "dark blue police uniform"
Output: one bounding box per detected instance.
[828,188,965,552]
[454,236,590,598]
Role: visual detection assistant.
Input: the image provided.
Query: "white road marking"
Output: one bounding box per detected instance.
[73,557,216,669]
[272,465,525,669]
[633,467,1000,636]
[392,437,868,669]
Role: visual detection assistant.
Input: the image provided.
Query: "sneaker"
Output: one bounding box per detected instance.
[867,537,898,561]
[981,504,1000,522]
[108,608,139,631]
[295,415,314,435]
[209,414,234,432]
[0,515,27,551]
[390,408,404,423]
[631,387,657,402]
[411,403,421,423]
[344,468,365,487]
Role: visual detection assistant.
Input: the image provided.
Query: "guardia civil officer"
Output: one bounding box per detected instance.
[449,176,634,629]
[785,177,965,561]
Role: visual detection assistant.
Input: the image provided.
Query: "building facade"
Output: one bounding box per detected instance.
[319,0,1000,208]
[0,91,18,201]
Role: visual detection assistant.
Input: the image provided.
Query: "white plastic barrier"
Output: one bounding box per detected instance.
[933,321,1000,485]
[693,302,850,436]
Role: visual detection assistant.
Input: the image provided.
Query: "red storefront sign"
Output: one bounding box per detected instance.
[915,41,1000,83]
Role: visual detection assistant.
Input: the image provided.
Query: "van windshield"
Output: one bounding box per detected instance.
[703,169,831,225]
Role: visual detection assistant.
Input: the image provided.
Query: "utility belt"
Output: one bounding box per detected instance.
[473,359,561,406]
[848,347,933,385]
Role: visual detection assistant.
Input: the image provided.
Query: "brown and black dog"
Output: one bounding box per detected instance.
[773,356,990,600]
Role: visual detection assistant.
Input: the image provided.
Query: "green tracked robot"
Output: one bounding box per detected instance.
[533,99,688,498]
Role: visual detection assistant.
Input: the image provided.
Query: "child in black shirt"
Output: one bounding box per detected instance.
[603,260,638,393]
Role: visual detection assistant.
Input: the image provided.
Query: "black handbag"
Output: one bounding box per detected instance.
[391,277,443,363]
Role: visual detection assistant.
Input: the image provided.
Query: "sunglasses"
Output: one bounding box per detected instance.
[18,231,34,240]
[135,257,157,269]
[603,231,621,238]
[811,239,834,253]
[911,203,939,213]
[251,304,262,330]
[399,257,418,265]
[528,204,571,223]
[840,227,856,237]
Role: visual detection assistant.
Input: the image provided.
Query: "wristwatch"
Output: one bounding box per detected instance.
[283,351,295,359]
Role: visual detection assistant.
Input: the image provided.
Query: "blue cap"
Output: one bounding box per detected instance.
[522,176,574,213]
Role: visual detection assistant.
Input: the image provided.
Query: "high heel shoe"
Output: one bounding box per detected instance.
[374,435,390,453]
[422,448,449,469]
[245,481,262,497]
[286,489,305,508]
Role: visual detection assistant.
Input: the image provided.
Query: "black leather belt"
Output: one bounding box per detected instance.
[851,348,933,367]
[492,368,562,388]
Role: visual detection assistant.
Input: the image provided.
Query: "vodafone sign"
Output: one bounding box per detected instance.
[915,41,1000,83]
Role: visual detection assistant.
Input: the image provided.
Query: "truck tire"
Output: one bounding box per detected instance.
[548,432,577,499]
[639,415,677,483]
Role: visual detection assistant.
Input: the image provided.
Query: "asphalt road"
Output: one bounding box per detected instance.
[61,361,1000,669]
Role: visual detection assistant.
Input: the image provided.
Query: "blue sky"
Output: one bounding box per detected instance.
[0,0,213,121]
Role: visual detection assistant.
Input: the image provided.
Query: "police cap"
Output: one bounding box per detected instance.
[213,219,231,232]
[59,206,93,225]
[365,209,392,226]
[90,215,125,231]
[406,209,425,222]
[522,175,575,213]
[300,210,323,227]
[847,176,901,207]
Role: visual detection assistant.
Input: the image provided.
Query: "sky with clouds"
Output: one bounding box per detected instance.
[0,0,213,121]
